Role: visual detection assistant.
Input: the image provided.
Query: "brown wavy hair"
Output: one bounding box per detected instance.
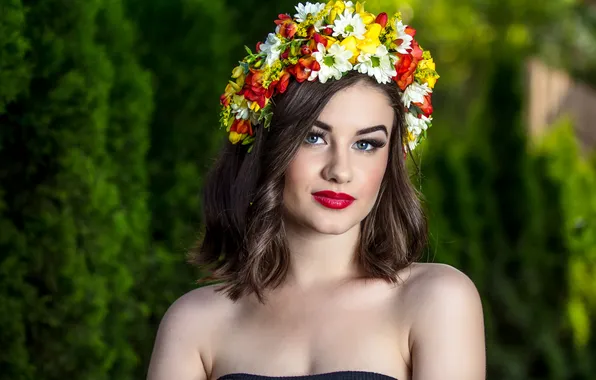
[189,71,428,301]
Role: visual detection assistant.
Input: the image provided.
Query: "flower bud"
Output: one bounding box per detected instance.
[375,12,388,28]
[231,65,244,78]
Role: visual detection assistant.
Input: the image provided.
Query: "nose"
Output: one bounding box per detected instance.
[322,145,353,184]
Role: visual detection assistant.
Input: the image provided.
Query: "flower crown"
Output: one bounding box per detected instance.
[219,1,439,152]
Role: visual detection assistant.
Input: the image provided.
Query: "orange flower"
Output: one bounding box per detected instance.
[220,85,238,107]
[274,14,297,39]
[230,118,253,136]
[300,45,312,55]
[308,32,329,51]
[287,56,320,83]
[414,93,433,117]
[393,41,423,90]
[239,70,269,109]
[220,93,230,107]
[277,71,291,93]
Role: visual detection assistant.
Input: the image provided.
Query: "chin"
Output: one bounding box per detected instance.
[298,207,364,235]
[310,219,356,235]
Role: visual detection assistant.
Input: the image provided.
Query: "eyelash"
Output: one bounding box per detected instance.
[304,130,386,152]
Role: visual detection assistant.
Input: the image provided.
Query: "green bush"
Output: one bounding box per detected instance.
[420,57,596,379]
[0,0,152,378]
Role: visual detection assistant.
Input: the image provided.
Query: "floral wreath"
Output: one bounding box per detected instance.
[219,1,439,152]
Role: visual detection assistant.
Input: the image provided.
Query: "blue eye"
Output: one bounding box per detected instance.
[304,132,326,145]
[353,139,386,152]
[354,141,372,151]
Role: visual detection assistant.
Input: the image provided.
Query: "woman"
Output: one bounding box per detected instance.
[147,2,485,379]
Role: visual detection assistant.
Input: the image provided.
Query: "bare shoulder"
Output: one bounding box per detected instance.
[399,262,481,309]
[165,283,234,321]
[157,284,235,340]
[147,284,236,380]
[398,262,486,379]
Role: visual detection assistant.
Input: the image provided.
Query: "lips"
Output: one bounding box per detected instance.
[312,190,355,210]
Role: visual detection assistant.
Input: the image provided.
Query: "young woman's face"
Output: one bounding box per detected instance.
[283,81,394,235]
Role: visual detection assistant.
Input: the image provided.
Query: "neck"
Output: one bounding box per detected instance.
[282,219,363,290]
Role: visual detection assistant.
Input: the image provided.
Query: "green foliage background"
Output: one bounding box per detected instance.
[0,0,595,378]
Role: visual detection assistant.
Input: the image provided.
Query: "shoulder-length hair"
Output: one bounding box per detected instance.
[189,71,428,301]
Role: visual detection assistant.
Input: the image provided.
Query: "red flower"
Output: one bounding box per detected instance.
[274,14,297,39]
[393,41,423,91]
[220,93,230,107]
[277,72,291,93]
[375,12,388,28]
[405,26,417,37]
[321,26,334,35]
[239,70,268,109]
[287,56,320,83]
[309,33,328,51]
[414,94,433,117]
[231,118,254,136]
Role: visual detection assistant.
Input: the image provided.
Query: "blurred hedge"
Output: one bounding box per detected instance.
[419,60,596,378]
[0,0,595,379]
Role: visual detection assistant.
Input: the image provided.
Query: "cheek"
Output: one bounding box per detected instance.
[284,148,319,200]
[357,152,389,199]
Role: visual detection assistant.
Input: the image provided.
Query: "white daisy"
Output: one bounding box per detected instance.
[354,45,398,84]
[231,101,259,124]
[394,20,413,54]
[231,103,250,120]
[405,112,432,135]
[401,82,432,108]
[259,33,283,66]
[309,43,353,83]
[332,10,367,39]
[294,2,327,29]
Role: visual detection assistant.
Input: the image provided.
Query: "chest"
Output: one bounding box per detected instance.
[211,286,411,380]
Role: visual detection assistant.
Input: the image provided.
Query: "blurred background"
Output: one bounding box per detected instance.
[1,0,596,378]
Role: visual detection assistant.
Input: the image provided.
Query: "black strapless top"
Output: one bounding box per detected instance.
[218,371,397,380]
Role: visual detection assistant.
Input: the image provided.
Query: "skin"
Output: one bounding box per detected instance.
[147,82,486,380]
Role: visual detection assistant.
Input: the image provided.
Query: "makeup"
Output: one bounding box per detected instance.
[312,190,355,210]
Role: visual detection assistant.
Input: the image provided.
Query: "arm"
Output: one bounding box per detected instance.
[409,265,486,380]
[147,290,211,380]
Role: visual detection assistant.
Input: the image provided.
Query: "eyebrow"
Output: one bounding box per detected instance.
[313,120,388,137]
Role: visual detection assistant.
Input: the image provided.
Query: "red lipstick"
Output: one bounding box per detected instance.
[312,190,355,210]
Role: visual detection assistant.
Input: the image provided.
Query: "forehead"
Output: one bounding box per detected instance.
[317,82,394,133]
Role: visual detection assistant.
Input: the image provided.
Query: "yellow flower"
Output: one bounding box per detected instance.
[426,75,439,89]
[328,0,354,23]
[249,101,261,112]
[326,35,338,45]
[415,57,440,89]
[236,74,245,88]
[418,58,436,72]
[224,80,242,97]
[340,36,360,63]
[357,23,382,54]
[229,131,244,144]
[419,70,440,89]
[355,2,375,24]
[231,65,244,78]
